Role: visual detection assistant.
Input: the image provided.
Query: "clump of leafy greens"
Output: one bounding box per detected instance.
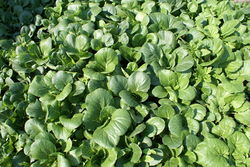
[1,0,250,166]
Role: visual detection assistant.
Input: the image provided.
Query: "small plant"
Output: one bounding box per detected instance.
[0,0,250,166]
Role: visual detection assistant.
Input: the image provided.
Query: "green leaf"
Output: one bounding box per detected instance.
[143,148,164,166]
[146,117,165,135]
[178,86,196,101]
[57,154,71,167]
[185,134,201,151]
[187,0,198,13]
[212,116,236,138]
[130,143,142,163]
[235,111,250,127]
[56,83,72,101]
[75,34,89,51]
[195,138,230,167]
[83,88,114,131]
[40,37,52,56]
[152,85,168,98]
[91,39,103,51]
[26,100,44,118]
[52,71,73,91]
[24,119,45,138]
[102,33,114,47]
[92,109,131,148]
[221,20,239,37]
[128,71,151,93]
[186,117,200,134]
[48,123,71,140]
[30,139,56,160]
[162,134,183,149]
[94,48,118,73]
[175,55,194,72]
[168,114,187,137]
[108,75,128,95]
[101,148,117,167]
[141,43,162,63]
[60,113,83,131]
[190,104,207,121]
[149,12,170,30]
[28,76,49,97]
[72,81,85,96]
[157,30,176,50]
[65,34,89,52]
[228,131,250,154]
[154,104,176,119]
[158,70,178,87]
[129,123,146,137]
[119,90,139,107]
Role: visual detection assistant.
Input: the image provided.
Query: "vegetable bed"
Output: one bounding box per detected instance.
[0,0,250,166]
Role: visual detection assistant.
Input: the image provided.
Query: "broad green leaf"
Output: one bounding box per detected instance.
[119,90,139,107]
[164,158,179,167]
[24,119,45,138]
[195,138,230,167]
[157,30,176,50]
[101,148,117,167]
[185,134,201,151]
[228,131,250,154]
[146,117,165,135]
[75,34,89,51]
[221,80,245,94]
[88,79,107,92]
[149,12,170,30]
[152,85,168,98]
[186,117,200,134]
[1,1,250,166]
[141,43,162,63]
[40,37,52,56]
[83,88,114,130]
[57,154,71,167]
[30,139,57,160]
[48,123,71,140]
[175,55,194,72]
[143,148,164,166]
[212,116,236,138]
[190,104,207,121]
[83,68,106,80]
[102,33,114,47]
[129,123,146,137]
[56,83,72,101]
[221,20,239,37]
[28,76,49,97]
[130,143,142,163]
[158,69,178,87]
[178,72,191,89]
[183,151,197,164]
[108,75,128,95]
[72,81,85,96]
[178,86,196,101]
[91,39,103,51]
[128,71,151,93]
[59,113,83,131]
[188,0,198,13]
[92,109,131,148]
[154,104,176,119]
[26,100,44,118]
[168,114,187,136]
[52,71,73,91]
[94,48,118,73]
[65,34,89,52]
[235,111,250,127]
[143,123,157,138]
